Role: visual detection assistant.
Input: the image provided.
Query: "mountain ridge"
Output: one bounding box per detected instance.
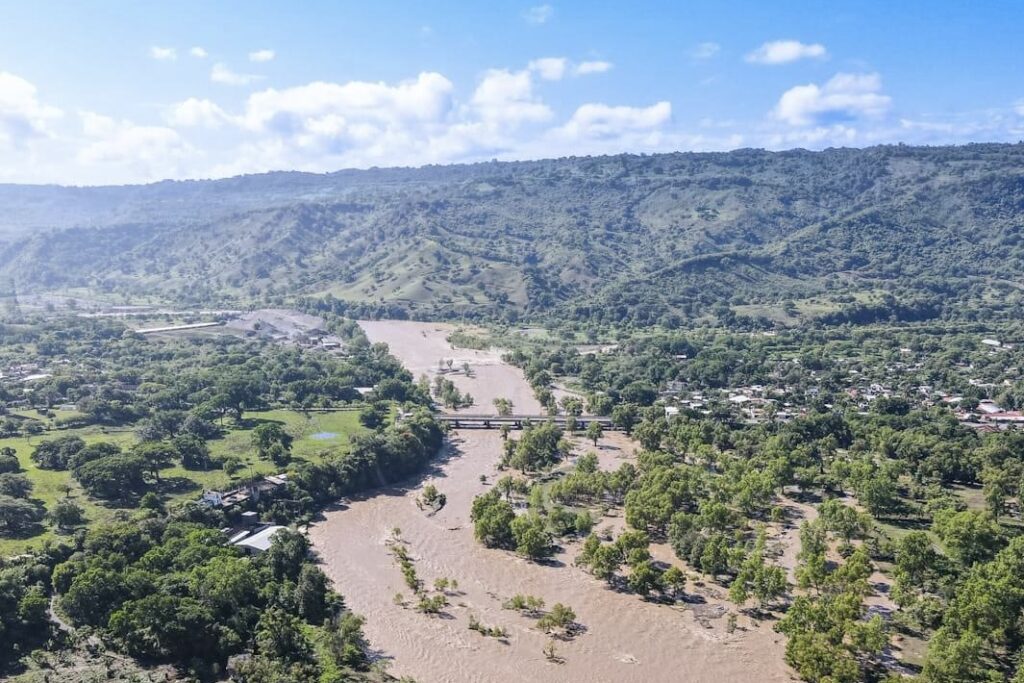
[0,143,1022,326]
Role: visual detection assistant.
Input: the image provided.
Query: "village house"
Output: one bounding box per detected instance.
[200,473,289,510]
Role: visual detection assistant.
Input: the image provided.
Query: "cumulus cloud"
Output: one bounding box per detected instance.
[149,46,177,61]
[168,98,233,128]
[239,71,455,151]
[249,49,275,63]
[557,101,671,140]
[192,66,671,176]
[471,69,552,125]
[0,72,62,146]
[1016,99,1024,116]
[190,47,208,58]
[747,40,827,65]
[773,72,890,126]
[77,111,192,171]
[528,57,568,81]
[523,4,553,24]
[211,63,262,86]
[575,60,613,75]
[691,42,720,60]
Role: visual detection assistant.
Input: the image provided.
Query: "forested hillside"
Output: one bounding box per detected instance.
[1,144,1023,326]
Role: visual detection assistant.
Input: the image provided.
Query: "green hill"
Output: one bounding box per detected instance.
[1,144,1023,326]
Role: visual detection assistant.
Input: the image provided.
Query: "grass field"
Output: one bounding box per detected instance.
[0,408,367,555]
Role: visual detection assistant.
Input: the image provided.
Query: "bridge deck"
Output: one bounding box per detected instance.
[435,414,618,430]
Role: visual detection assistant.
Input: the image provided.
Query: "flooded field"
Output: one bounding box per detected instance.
[309,320,794,682]
[360,320,543,414]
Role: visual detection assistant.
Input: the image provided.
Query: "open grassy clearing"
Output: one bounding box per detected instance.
[0,409,367,555]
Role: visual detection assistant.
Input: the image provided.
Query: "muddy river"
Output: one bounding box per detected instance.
[308,321,793,682]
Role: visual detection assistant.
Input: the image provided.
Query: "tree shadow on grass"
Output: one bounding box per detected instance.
[157,476,201,495]
[0,520,47,541]
[232,416,286,431]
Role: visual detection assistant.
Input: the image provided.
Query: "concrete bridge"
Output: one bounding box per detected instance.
[436,413,618,430]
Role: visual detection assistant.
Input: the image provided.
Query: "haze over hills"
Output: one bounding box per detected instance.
[1,143,1022,326]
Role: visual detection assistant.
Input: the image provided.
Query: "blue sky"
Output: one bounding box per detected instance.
[1,0,1022,184]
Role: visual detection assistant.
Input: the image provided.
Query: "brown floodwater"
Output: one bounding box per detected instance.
[308,321,794,682]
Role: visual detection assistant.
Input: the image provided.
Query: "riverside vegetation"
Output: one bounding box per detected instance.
[0,312,443,681]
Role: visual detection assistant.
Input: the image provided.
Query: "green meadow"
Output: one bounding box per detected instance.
[0,408,366,555]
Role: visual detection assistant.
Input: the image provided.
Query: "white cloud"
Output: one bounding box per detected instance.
[211,63,262,86]
[773,72,890,126]
[149,46,177,61]
[77,111,192,171]
[0,72,62,147]
[691,42,720,60]
[747,40,826,65]
[19,56,1022,185]
[190,46,208,58]
[557,101,671,139]
[528,58,612,80]
[765,124,859,148]
[168,98,232,128]
[575,60,612,75]
[249,49,275,63]
[471,69,552,125]
[241,72,454,138]
[528,57,568,81]
[523,4,553,24]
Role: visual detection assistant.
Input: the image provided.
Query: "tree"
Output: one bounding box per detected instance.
[586,420,604,446]
[255,608,315,664]
[108,594,222,661]
[252,422,294,464]
[173,433,212,470]
[358,402,389,429]
[731,528,786,609]
[296,564,332,625]
[0,473,32,498]
[30,435,85,470]
[493,398,513,416]
[589,543,623,581]
[511,513,552,560]
[537,603,576,635]
[633,418,667,451]
[856,472,901,517]
[133,442,176,482]
[48,497,86,530]
[323,612,368,670]
[627,559,663,596]
[0,494,44,534]
[818,499,869,543]
[560,396,583,416]
[419,484,446,510]
[74,453,148,499]
[508,422,568,471]
[61,567,128,626]
[932,508,1004,566]
[67,441,121,470]
[0,451,19,474]
[263,528,310,581]
[587,393,614,416]
[893,530,940,592]
[471,490,515,548]
[611,403,640,434]
[661,565,686,598]
[923,628,987,683]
